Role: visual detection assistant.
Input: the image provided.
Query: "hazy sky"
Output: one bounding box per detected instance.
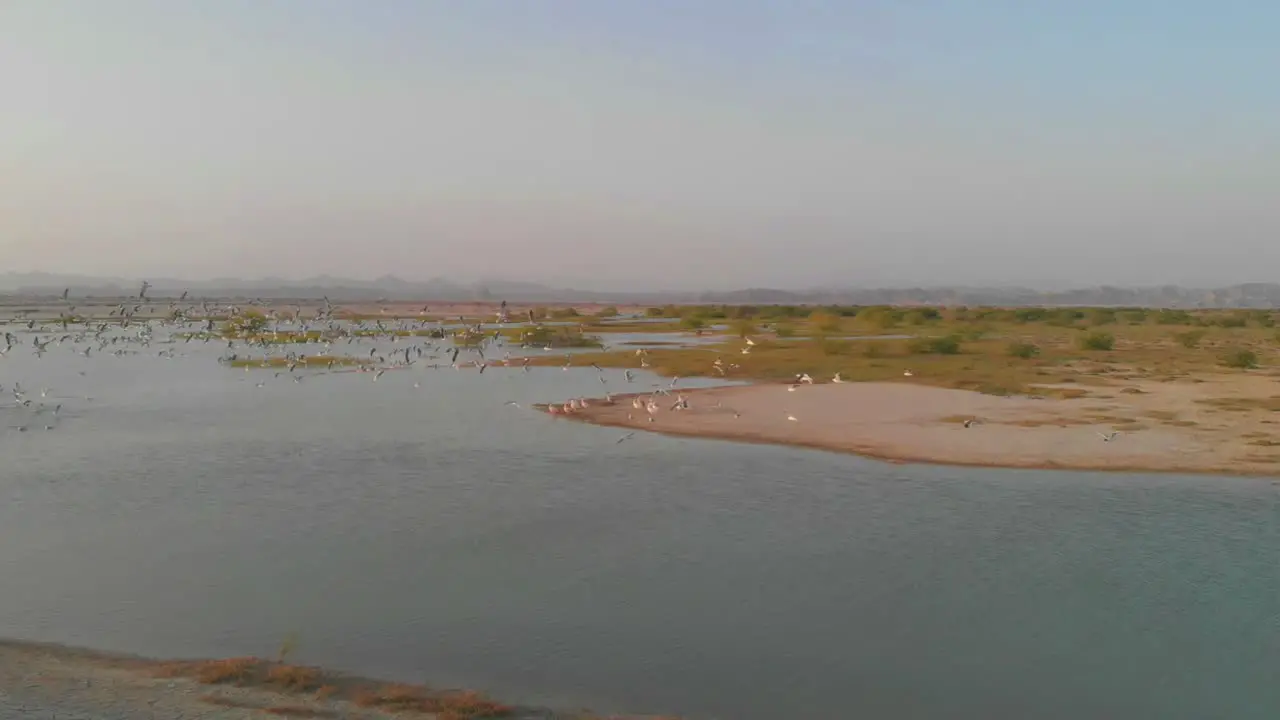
[1,1,1276,290]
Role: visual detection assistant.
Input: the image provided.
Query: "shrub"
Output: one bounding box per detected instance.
[808,310,842,333]
[909,335,962,355]
[1155,309,1194,325]
[1222,349,1259,369]
[679,315,705,330]
[813,336,850,356]
[858,306,902,329]
[1079,331,1115,351]
[1089,309,1117,326]
[773,323,796,338]
[1007,342,1040,359]
[1174,330,1207,348]
[594,306,619,318]
[731,319,757,338]
[964,324,992,341]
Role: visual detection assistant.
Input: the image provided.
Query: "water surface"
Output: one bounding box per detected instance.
[1,332,1278,719]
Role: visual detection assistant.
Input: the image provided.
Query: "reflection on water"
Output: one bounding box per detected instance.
[1,326,1279,719]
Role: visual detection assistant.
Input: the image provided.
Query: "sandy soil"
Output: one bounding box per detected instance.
[545,377,1280,476]
[0,640,659,720]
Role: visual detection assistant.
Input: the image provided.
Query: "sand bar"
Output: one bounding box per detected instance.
[544,378,1280,477]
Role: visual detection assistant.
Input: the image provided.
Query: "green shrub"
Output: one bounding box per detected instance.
[1079,331,1115,351]
[909,335,962,355]
[732,319,757,338]
[1007,342,1040,359]
[1222,349,1259,369]
[1155,309,1193,325]
[1174,330,1207,348]
[1089,309,1117,326]
[679,315,706,330]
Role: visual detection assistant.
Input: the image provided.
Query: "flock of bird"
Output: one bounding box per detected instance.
[2,283,1125,445]
[0,285,683,443]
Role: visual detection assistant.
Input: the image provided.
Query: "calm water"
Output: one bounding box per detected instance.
[2,330,1279,719]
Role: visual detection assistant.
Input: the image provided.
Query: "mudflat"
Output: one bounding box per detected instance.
[546,377,1280,476]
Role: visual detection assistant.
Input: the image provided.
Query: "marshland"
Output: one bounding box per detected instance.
[3,297,1280,720]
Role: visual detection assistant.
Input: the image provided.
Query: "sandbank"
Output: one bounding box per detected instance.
[543,379,1280,477]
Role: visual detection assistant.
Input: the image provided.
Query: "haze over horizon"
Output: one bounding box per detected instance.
[2,1,1276,291]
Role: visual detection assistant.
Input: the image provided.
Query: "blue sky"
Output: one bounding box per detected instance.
[0,1,1275,289]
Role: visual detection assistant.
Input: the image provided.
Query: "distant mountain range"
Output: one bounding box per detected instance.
[3,272,1280,308]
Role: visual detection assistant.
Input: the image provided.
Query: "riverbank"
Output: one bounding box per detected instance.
[0,639,674,720]
[543,377,1280,477]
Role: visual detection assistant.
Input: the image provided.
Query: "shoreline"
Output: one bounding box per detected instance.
[0,638,672,720]
[540,381,1280,479]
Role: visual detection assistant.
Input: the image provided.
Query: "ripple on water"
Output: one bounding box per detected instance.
[1,342,1279,719]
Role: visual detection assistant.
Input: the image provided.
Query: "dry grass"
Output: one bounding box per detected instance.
[166,658,518,720]
[353,684,512,719]
[198,695,340,718]
[266,664,323,692]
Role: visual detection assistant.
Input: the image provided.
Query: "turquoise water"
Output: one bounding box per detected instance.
[1,332,1278,719]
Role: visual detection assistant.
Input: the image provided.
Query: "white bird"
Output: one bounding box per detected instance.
[616,432,636,444]
[786,414,798,422]
[963,419,976,428]
[903,370,913,377]
[1097,431,1119,442]
[832,373,845,383]
[797,373,813,384]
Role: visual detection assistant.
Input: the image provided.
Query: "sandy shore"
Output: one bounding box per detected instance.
[0,639,667,720]
[545,378,1280,477]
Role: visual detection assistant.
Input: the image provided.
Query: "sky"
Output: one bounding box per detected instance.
[1,0,1276,291]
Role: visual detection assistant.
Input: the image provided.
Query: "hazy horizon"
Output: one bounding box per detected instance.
[2,1,1276,290]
